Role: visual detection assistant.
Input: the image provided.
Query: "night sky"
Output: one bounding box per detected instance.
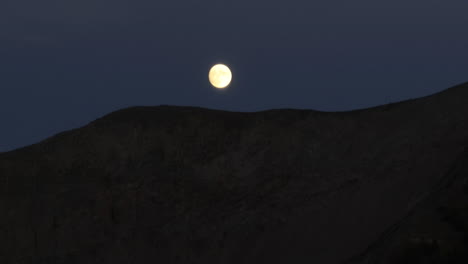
[1,0,468,152]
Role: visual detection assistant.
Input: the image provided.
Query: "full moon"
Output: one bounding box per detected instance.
[209,64,232,89]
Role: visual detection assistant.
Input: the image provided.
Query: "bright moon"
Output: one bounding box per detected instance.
[209,64,232,89]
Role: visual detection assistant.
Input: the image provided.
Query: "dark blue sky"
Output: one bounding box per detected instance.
[1,0,468,151]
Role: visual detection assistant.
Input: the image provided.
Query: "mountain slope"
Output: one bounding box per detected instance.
[1,82,468,263]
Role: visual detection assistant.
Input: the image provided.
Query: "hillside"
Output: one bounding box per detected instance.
[1,82,468,263]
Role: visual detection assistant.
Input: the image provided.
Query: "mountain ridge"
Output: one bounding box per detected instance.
[1,82,468,263]
[3,81,467,156]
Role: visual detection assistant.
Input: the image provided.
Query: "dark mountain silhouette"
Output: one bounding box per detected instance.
[1,82,468,264]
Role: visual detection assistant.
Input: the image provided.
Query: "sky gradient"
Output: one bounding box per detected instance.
[1,0,468,151]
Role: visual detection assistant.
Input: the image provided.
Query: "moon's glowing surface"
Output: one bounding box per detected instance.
[209,64,232,89]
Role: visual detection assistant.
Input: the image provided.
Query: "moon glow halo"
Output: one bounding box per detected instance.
[209,64,232,89]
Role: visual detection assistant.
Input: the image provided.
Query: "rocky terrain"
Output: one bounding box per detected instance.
[1,82,468,263]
